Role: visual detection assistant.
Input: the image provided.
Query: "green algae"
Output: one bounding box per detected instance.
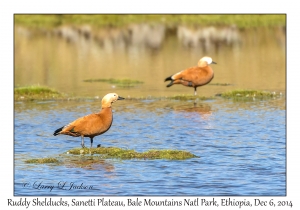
[219,89,281,100]
[13,85,214,101]
[25,157,60,164]
[67,147,198,160]
[24,147,198,166]
[14,85,64,101]
[166,95,215,101]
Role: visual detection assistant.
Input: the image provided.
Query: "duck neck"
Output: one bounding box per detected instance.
[197,60,208,68]
[206,66,213,74]
[101,101,112,108]
[99,107,113,122]
[99,107,113,129]
[101,106,112,112]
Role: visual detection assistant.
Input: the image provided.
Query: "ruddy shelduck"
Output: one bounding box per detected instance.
[53,93,124,148]
[165,56,217,96]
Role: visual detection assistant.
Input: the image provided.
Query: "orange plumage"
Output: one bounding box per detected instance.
[165,56,217,95]
[53,93,124,148]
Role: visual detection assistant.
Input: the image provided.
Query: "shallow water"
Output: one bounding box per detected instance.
[14,97,286,196]
[14,25,285,98]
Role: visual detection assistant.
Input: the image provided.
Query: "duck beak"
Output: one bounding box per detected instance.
[212,61,217,64]
[118,96,125,100]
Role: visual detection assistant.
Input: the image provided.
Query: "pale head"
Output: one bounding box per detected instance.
[101,93,124,108]
[198,56,217,67]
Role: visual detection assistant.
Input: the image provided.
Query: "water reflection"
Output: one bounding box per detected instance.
[171,103,213,120]
[15,23,285,98]
[63,156,115,172]
[177,25,241,52]
[15,23,243,56]
[15,23,285,53]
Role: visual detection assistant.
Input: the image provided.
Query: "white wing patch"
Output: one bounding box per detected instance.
[172,70,184,79]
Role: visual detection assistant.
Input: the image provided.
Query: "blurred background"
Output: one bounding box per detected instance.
[14,14,286,98]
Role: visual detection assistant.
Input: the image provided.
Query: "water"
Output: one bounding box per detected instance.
[14,24,286,196]
[14,97,286,196]
[14,25,285,98]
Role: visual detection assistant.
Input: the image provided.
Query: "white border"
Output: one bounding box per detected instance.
[2,0,298,209]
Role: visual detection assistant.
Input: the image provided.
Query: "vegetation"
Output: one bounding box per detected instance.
[14,85,64,101]
[166,95,214,101]
[83,78,143,88]
[67,147,198,160]
[219,89,280,100]
[14,14,285,29]
[25,157,59,164]
[24,147,198,165]
[14,85,283,102]
[13,85,216,101]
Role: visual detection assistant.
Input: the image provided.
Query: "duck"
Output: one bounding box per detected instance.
[165,56,217,96]
[53,93,124,149]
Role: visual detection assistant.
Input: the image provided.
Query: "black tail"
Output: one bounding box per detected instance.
[165,76,174,87]
[53,126,64,136]
[165,75,172,82]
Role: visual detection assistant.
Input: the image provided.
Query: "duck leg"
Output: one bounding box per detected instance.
[90,137,94,149]
[81,135,86,148]
[194,87,197,107]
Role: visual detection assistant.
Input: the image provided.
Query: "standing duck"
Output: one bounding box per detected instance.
[53,93,124,149]
[165,56,217,96]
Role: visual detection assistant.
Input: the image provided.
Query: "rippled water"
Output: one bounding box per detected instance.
[14,97,286,196]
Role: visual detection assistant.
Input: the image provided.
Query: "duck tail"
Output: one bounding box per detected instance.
[165,76,174,87]
[53,126,64,136]
[165,75,172,82]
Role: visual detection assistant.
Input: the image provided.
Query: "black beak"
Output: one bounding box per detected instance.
[212,61,217,64]
[118,96,125,100]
